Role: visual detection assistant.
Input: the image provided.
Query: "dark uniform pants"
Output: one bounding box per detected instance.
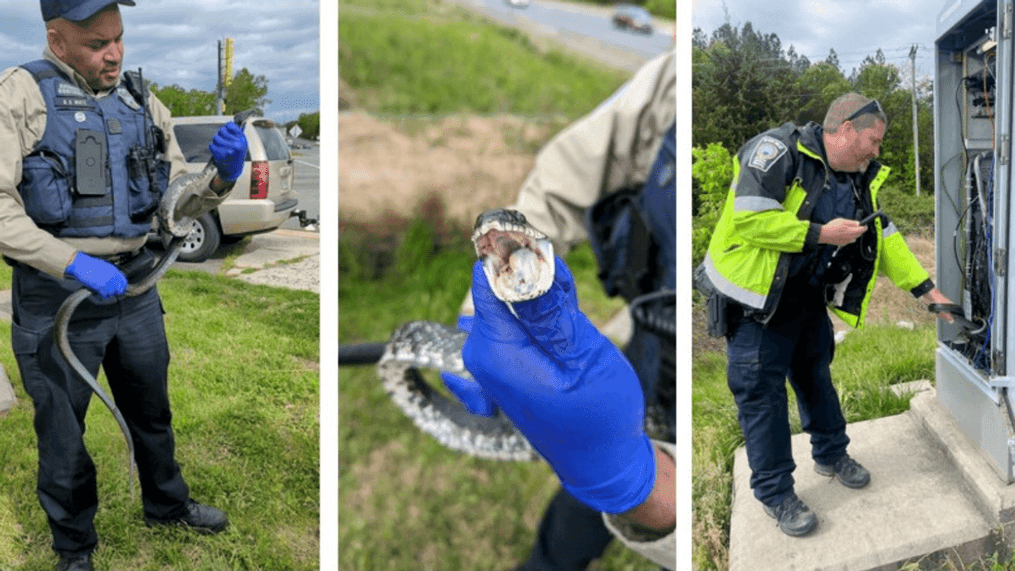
[10,265,190,557]
[725,289,850,507]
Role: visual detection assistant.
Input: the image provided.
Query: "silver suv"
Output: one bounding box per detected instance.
[165,115,300,262]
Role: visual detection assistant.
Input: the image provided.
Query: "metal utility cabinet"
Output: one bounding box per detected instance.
[935,0,1015,483]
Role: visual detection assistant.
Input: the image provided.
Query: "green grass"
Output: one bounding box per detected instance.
[692,318,939,570]
[339,0,628,118]
[0,270,318,570]
[338,218,644,571]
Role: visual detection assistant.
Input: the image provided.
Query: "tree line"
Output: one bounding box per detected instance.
[149,68,320,140]
[693,21,933,197]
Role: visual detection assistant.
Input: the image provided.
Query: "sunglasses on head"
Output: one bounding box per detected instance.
[845,99,884,124]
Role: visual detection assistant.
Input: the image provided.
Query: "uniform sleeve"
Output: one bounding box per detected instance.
[0,67,79,278]
[601,439,676,569]
[877,215,932,295]
[730,134,816,254]
[511,50,676,255]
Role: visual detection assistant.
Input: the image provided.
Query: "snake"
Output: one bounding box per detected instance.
[52,110,254,497]
[373,208,669,462]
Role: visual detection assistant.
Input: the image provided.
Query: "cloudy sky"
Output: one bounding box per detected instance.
[0,0,320,124]
[690,0,952,81]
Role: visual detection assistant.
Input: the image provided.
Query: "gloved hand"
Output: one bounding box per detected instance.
[439,314,498,417]
[208,121,247,182]
[462,257,656,514]
[65,253,128,299]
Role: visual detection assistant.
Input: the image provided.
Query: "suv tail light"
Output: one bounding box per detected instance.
[250,160,268,199]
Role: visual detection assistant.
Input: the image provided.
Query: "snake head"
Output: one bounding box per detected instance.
[471,208,554,303]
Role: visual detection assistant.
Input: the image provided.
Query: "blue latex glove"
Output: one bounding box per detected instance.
[65,253,127,299]
[208,121,247,182]
[439,314,499,417]
[462,257,656,514]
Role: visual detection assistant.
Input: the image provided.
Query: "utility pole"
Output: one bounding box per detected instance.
[216,38,234,115]
[216,40,224,114]
[910,44,921,196]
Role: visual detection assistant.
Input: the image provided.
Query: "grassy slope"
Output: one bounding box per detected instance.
[339,0,627,118]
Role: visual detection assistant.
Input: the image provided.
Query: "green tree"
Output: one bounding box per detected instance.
[150,83,216,116]
[295,111,320,140]
[792,61,851,125]
[691,143,734,266]
[692,22,798,150]
[225,68,271,115]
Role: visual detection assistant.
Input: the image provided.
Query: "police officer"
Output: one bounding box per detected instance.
[444,50,675,569]
[0,2,247,570]
[698,93,953,537]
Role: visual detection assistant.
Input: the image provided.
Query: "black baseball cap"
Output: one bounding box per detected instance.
[41,0,135,22]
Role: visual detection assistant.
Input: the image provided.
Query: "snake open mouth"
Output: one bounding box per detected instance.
[471,209,554,303]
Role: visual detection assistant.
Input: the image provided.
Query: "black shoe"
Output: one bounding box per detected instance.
[56,554,92,571]
[763,493,818,537]
[815,454,871,489]
[145,500,228,535]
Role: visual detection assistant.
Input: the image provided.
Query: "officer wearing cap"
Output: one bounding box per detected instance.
[0,2,247,570]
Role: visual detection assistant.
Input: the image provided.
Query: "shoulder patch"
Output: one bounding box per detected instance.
[748,135,788,172]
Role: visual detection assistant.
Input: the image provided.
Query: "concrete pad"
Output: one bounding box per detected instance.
[227,229,320,292]
[909,389,1015,525]
[0,289,10,323]
[730,389,999,571]
[0,365,15,412]
[601,306,633,346]
[225,228,320,274]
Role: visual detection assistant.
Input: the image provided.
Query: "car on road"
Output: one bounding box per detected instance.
[505,0,530,7]
[612,4,653,34]
[164,115,300,262]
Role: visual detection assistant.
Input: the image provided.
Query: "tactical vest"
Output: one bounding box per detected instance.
[586,121,676,299]
[18,60,169,239]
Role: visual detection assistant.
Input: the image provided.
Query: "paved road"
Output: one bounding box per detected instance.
[446,0,674,72]
[282,140,321,231]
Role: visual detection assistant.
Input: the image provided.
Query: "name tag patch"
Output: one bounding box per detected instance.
[748,136,788,172]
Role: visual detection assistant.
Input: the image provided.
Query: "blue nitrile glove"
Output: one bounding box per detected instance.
[462,257,656,514]
[439,313,499,417]
[65,253,128,299]
[208,121,247,182]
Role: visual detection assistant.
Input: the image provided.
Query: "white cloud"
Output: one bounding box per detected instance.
[692,0,937,75]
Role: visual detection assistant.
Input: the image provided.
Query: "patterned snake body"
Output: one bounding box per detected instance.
[378,320,539,461]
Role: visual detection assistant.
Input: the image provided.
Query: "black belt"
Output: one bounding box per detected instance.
[95,248,144,267]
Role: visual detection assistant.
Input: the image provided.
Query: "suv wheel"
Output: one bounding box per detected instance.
[174,213,222,263]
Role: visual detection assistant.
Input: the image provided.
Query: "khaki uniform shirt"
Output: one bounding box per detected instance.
[0,48,199,279]
[511,49,676,256]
